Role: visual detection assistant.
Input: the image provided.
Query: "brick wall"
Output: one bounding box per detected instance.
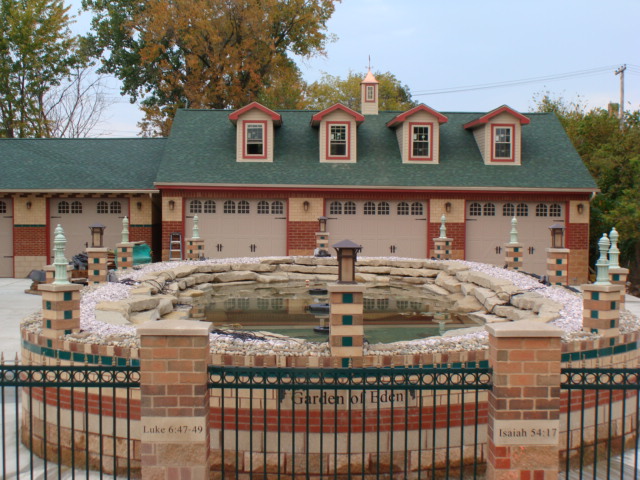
[14,225,47,257]
[288,221,317,253]
[161,221,184,260]
[428,222,465,259]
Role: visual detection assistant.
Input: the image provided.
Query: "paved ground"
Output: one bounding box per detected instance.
[0,278,40,359]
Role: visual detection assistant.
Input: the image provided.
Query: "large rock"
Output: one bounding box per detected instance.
[452,295,484,313]
[467,271,514,292]
[443,262,469,275]
[293,257,337,266]
[435,272,462,293]
[388,267,439,278]
[357,266,392,274]
[473,287,507,312]
[126,295,161,312]
[493,305,537,321]
[213,271,259,283]
[468,311,509,324]
[171,265,199,278]
[130,309,160,325]
[280,264,338,275]
[197,263,231,273]
[156,298,175,316]
[423,284,450,296]
[232,263,277,272]
[259,257,294,265]
[95,307,130,325]
[192,273,214,284]
[256,274,290,283]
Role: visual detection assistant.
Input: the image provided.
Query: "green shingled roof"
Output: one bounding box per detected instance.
[155,109,597,191]
[0,138,165,191]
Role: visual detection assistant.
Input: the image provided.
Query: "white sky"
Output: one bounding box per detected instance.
[68,0,640,137]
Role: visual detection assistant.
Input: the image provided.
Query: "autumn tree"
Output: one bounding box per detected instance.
[305,70,416,111]
[0,0,81,137]
[82,0,338,136]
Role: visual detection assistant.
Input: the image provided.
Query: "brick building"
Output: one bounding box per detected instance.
[0,71,597,282]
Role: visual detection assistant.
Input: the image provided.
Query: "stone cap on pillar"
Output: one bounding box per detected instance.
[327,284,366,293]
[485,320,563,338]
[545,248,570,253]
[39,283,83,293]
[137,319,213,337]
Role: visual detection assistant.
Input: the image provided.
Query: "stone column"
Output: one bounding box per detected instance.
[328,284,365,367]
[546,248,570,286]
[186,215,205,260]
[504,217,523,271]
[116,216,135,271]
[43,264,73,284]
[433,214,452,260]
[39,225,82,339]
[582,233,623,338]
[138,320,213,480]
[315,231,330,254]
[608,228,629,307]
[486,321,563,480]
[86,248,109,284]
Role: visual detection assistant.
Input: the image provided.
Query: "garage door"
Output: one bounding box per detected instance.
[326,200,427,258]
[184,199,287,259]
[50,198,129,261]
[465,201,565,275]
[0,199,13,277]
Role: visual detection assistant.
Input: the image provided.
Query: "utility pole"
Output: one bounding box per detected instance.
[615,64,626,129]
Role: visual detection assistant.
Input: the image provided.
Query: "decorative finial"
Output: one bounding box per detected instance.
[192,215,200,240]
[53,224,70,285]
[594,233,611,285]
[509,217,519,244]
[439,214,447,239]
[121,216,129,243]
[609,227,620,269]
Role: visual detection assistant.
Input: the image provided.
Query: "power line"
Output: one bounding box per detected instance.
[412,65,619,96]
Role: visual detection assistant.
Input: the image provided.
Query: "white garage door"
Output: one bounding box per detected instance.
[184,199,287,259]
[465,201,565,276]
[49,198,129,261]
[326,200,427,258]
[0,199,13,277]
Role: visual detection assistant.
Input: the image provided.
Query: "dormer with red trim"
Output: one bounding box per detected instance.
[311,104,365,163]
[360,69,379,115]
[229,102,282,163]
[386,104,448,164]
[463,105,530,166]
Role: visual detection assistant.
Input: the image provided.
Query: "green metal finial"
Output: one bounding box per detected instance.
[121,216,129,243]
[192,215,200,240]
[439,214,447,239]
[53,224,70,285]
[509,217,519,244]
[594,233,611,285]
[609,227,620,269]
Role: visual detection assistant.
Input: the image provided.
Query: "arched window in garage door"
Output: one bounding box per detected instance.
[190,200,202,214]
[271,201,284,215]
[204,200,216,213]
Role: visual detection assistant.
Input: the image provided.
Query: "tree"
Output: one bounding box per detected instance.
[305,70,416,111]
[0,0,80,137]
[533,93,640,288]
[82,0,338,136]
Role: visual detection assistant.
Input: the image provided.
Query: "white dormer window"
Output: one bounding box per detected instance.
[328,123,349,159]
[244,121,266,158]
[493,125,513,161]
[410,123,431,160]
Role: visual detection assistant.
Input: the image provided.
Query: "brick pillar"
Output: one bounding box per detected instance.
[486,321,563,480]
[328,284,365,367]
[116,242,135,271]
[582,284,624,338]
[609,267,629,308]
[86,247,109,284]
[504,243,523,270]
[185,238,205,260]
[39,283,82,339]
[546,248,570,286]
[43,264,73,284]
[433,237,452,260]
[138,320,213,480]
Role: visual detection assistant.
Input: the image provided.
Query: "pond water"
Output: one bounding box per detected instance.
[204,282,481,344]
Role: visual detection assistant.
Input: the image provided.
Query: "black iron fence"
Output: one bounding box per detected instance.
[561,367,640,479]
[208,365,493,479]
[0,362,140,479]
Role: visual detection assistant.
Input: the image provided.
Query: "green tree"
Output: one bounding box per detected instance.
[82,0,338,136]
[534,93,640,287]
[0,0,80,137]
[305,70,416,111]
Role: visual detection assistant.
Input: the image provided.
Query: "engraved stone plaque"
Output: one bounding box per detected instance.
[493,419,559,446]
[141,417,207,443]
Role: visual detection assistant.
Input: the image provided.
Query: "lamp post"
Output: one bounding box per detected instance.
[89,223,106,248]
[549,223,565,248]
[333,239,362,284]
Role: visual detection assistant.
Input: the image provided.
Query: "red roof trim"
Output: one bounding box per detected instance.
[311,104,365,126]
[386,104,448,128]
[463,105,530,130]
[228,102,282,125]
